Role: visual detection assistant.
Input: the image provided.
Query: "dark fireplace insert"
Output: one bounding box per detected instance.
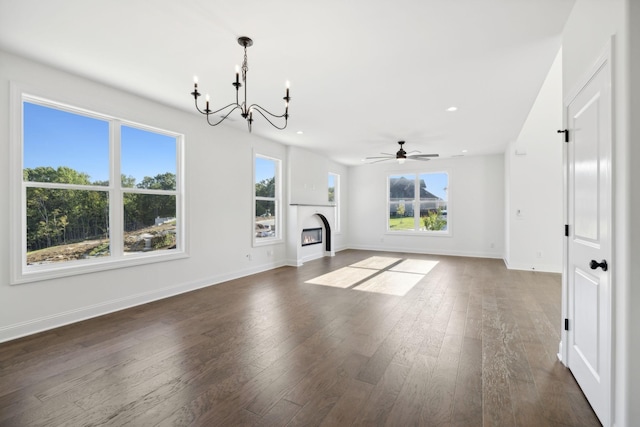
[301,227,322,246]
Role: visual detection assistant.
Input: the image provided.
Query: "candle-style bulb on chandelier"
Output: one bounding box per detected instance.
[190,36,290,132]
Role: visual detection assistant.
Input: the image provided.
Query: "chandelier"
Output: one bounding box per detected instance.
[190,36,290,132]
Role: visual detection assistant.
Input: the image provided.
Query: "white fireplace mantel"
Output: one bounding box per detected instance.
[286,204,336,266]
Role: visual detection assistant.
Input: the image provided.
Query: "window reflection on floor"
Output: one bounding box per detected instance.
[305,256,438,296]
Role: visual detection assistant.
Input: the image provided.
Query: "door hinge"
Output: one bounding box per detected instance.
[565,224,569,237]
[564,318,569,331]
[557,129,569,142]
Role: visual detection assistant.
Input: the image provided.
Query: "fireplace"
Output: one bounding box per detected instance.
[301,228,322,246]
[288,204,335,266]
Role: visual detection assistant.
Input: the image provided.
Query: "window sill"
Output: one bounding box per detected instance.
[385,230,451,238]
[12,250,189,285]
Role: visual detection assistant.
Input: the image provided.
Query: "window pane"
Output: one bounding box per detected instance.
[255,157,276,198]
[255,200,276,239]
[389,174,415,231]
[123,193,177,253]
[121,126,177,189]
[328,174,336,203]
[419,172,448,231]
[26,187,110,264]
[23,102,110,185]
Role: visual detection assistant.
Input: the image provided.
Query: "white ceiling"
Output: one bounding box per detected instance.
[0,0,575,165]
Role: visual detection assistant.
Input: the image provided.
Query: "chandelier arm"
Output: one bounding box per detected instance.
[250,108,288,130]
[205,105,242,127]
[249,104,288,119]
[208,102,242,116]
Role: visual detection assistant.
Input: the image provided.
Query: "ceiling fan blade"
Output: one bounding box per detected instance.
[365,155,394,159]
[408,153,439,158]
[412,157,432,161]
[368,158,392,164]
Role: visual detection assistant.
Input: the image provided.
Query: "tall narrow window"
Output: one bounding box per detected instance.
[254,154,281,243]
[328,172,340,232]
[388,172,448,233]
[14,93,184,284]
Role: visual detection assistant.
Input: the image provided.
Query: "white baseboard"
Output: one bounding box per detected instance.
[0,260,286,343]
[346,244,504,260]
[503,258,562,273]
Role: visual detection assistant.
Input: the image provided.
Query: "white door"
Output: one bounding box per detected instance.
[565,50,612,426]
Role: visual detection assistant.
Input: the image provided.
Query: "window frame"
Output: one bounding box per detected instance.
[386,170,451,236]
[10,84,186,285]
[328,172,341,233]
[253,152,282,246]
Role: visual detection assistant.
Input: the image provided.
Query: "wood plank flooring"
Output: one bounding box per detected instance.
[0,250,601,426]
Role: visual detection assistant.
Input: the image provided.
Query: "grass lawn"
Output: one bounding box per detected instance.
[389,217,416,230]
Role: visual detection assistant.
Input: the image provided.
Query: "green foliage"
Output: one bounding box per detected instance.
[151,233,175,249]
[255,177,276,218]
[89,242,110,257]
[422,208,447,231]
[255,177,275,198]
[25,166,176,252]
[396,202,405,217]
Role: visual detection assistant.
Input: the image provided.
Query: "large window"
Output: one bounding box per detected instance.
[388,172,449,233]
[254,154,281,244]
[328,172,340,232]
[13,94,184,284]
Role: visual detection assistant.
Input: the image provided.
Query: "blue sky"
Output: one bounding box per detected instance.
[24,102,176,185]
[255,156,276,184]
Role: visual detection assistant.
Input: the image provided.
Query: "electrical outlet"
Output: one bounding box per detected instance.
[536,251,542,259]
[246,254,252,261]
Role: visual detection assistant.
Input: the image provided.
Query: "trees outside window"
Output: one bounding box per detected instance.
[388,172,449,233]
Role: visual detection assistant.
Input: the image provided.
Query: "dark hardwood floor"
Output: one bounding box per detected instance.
[0,250,601,426]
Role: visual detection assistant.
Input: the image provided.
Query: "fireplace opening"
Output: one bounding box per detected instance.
[301,227,322,247]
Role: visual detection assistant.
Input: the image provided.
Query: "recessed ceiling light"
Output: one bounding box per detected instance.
[462,149,468,153]
[446,106,458,112]
[296,130,304,134]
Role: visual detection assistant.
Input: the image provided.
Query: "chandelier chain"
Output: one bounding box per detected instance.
[242,45,248,82]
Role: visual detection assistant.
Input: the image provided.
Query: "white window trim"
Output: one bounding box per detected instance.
[10,82,187,285]
[386,170,451,237]
[328,172,341,234]
[253,152,282,247]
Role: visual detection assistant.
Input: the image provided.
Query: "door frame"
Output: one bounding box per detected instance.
[560,38,614,425]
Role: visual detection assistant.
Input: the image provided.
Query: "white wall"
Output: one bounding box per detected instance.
[348,155,504,258]
[504,48,564,273]
[0,51,293,342]
[562,0,636,425]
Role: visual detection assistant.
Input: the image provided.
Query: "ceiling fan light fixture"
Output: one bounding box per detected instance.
[397,158,406,164]
[190,36,290,132]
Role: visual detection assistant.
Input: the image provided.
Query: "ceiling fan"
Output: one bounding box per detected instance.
[365,141,439,164]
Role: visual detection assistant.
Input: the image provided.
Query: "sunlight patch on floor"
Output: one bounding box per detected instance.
[353,271,424,296]
[349,256,401,270]
[305,256,439,296]
[305,266,378,288]
[390,259,439,275]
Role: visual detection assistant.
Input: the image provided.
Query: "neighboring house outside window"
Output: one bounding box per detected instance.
[388,172,449,234]
[11,93,184,284]
[254,154,281,244]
